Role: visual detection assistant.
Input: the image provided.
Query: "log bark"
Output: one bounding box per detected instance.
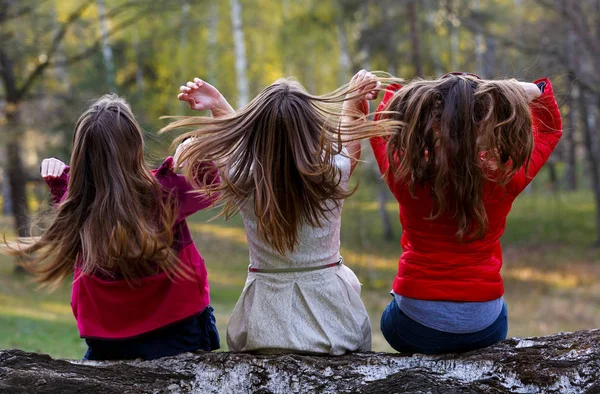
[1,330,599,393]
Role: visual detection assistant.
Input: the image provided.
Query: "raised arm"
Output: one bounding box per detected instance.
[41,158,70,205]
[341,70,382,175]
[508,78,563,194]
[178,77,234,117]
[370,83,402,185]
[153,153,220,221]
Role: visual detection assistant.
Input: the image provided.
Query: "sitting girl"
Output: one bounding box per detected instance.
[164,71,396,354]
[372,73,562,354]
[10,95,220,360]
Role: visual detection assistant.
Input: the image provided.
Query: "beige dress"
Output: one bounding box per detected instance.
[226,152,372,355]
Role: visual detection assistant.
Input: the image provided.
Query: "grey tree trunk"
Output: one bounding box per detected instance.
[229,0,249,107]
[578,88,600,245]
[483,37,496,77]
[564,77,578,191]
[407,0,422,76]
[448,0,460,70]
[96,0,115,91]
[1,330,599,393]
[207,1,219,82]
[336,20,351,86]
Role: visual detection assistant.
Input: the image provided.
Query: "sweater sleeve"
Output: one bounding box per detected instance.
[508,78,563,194]
[44,167,70,205]
[153,157,220,221]
[370,83,402,186]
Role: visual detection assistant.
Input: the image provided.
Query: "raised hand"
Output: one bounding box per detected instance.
[173,138,194,169]
[352,69,381,101]
[517,81,542,102]
[178,78,234,117]
[344,70,382,115]
[41,158,67,178]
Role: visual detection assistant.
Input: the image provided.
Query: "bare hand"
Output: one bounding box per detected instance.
[178,78,230,113]
[344,70,382,115]
[517,81,542,102]
[41,158,67,178]
[174,138,194,169]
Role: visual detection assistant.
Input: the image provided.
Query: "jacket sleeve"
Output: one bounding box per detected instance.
[508,78,563,194]
[153,157,221,221]
[370,83,402,187]
[44,167,70,205]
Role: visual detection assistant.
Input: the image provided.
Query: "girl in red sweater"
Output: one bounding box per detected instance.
[8,95,220,360]
[372,73,562,354]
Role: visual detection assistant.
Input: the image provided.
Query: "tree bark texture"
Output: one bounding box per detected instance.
[0,329,598,393]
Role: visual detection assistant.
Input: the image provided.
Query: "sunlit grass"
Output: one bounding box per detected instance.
[0,189,599,359]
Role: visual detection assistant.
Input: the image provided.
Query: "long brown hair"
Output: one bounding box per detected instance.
[7,94,183,287]
[162,78,397,255]
[382,75,533,241]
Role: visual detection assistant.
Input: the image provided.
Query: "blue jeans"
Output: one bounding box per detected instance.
[380,298,508,354]
[83,306,220,361]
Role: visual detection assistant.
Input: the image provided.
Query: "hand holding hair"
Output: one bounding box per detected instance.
[41,158,67,178]
[343,69,382,116]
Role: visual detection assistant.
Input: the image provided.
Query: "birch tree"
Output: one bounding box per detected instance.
[229,0,249,107]
[96,0,115,91]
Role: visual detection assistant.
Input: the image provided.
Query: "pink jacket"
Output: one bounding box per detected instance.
[46,157,218,339]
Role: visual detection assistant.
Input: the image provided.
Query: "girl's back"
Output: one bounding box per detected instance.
[229,149,370,355]
[9,95,221,360]
[164,72,393,355]
[239,152,350,270]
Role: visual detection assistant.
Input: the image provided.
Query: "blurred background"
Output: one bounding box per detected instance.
[0,0,599,358]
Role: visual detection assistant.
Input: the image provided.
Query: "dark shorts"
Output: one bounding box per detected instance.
[83,306,220,361]
[380,298,508,354]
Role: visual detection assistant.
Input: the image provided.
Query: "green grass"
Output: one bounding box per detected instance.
[1,187,599,359]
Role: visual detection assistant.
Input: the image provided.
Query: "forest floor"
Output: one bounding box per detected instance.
[0,189,598,359]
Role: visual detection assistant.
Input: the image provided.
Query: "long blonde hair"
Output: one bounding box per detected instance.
[162,78,398,254]
[7,95,184,286]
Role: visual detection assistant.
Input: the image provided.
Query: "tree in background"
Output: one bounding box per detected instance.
[1,0,599,252]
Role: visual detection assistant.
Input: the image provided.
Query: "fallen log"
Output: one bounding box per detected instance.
[0,329,598,393]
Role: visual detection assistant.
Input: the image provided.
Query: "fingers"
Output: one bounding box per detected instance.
[41,159,49,177]
[193,78,204,88]
[174,139,194,168]
[354,70,379,100]
[365,81,382,100]
[41,158,65,178]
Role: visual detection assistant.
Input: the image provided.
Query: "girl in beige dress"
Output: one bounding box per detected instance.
[164,71,397,355]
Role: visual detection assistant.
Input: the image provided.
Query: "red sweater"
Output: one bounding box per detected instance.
[370,78,562,302]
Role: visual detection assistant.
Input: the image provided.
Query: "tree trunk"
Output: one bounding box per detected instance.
[1,330,599,393]
[447,0,459,71]
[564,77,578,190]
[579,88,600,245]
[132,30,144,93]
[377,180,394,241]
[483,36,496,77]
[472,0,485,76]
[336,19,351,86]
[96,0,115,91]
[407,0,422,76]
[5,109,30,274]
[229,0,249,107]
[207,0,219,82]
